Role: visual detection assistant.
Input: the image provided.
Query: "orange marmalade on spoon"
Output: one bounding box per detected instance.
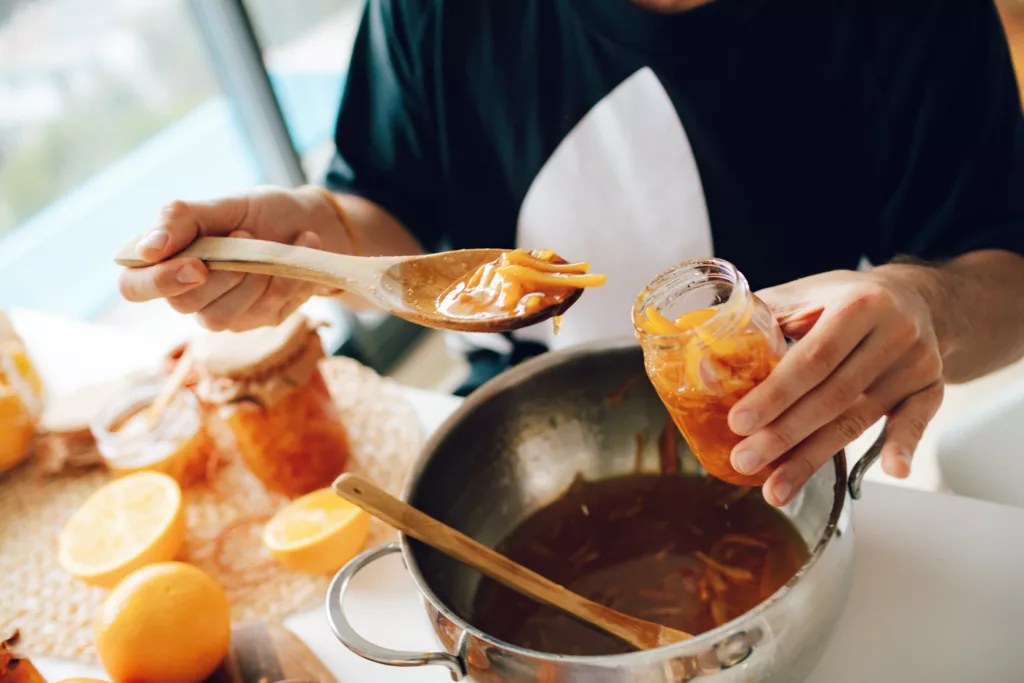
[437,249,606,321]
[634,259,787,487]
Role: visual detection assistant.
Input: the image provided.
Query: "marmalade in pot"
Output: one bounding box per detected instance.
[471,474,808,656]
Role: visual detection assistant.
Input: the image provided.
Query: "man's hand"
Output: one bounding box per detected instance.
[727,268,946,507]
[118,186,352,332]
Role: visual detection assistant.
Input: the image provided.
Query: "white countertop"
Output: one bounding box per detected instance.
[10,308,1024,683]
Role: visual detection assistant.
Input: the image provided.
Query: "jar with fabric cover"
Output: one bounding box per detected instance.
[191,314,350,497]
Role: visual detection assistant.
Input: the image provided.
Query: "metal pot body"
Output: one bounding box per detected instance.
[328,340,856,682]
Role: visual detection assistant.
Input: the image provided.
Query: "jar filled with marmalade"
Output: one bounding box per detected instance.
[0,311,44,473]
[92,378,216,487]
[633,259,787,486]
[191,314,350,497]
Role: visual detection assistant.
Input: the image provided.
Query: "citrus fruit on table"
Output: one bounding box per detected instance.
[58,471,185,588]
[264,487,371,574]
[95,562,230,683]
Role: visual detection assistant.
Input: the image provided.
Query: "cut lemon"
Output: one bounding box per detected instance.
[263,488,370,574]
[58,471,186,588]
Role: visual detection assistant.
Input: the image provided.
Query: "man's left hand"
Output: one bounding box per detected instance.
[727,268,946,507]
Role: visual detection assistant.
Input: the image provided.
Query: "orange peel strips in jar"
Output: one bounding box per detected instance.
[438,249,606,320]
[633,259,787,487]
[191,313,350,498]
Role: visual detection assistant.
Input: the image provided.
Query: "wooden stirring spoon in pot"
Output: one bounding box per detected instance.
[333,473,693,651]
[115,236,585,333]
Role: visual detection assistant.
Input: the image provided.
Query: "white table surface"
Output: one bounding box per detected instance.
[10,308,1024,683]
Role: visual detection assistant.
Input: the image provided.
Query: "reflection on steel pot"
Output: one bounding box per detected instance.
[327,339,880,682]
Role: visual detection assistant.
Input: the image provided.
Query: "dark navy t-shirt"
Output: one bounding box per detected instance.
[326,0,1024,348]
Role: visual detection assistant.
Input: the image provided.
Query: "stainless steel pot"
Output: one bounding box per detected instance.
[326,339,882,682]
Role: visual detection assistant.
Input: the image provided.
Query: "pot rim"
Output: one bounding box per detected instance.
[400,337,849,664]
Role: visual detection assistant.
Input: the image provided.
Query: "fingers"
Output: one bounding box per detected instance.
[880,382,944,479]
[729,317,919,475]
[167,230,320,333]
[760,351,943,507]
[728,292,879,438]
[134,197,250,264]
[119,257,209,302]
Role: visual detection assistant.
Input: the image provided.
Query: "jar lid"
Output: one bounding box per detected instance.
[191,313,319,380]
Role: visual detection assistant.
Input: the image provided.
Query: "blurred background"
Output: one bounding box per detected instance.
[0,0,458,384]
[0,0,1022,388]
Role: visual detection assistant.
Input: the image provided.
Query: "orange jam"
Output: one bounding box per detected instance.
[96,386,218,488]
[0,337,44,473]
[634,259,786,487]
[191,314,350,498]
[437,249,606,319]
[223,370,349,498]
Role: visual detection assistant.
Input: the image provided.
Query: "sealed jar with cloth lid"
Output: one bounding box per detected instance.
[633,258,787,486]
[0,310,44,472]
[191,314,350,497]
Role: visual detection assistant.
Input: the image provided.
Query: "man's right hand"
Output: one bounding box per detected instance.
[118,185,351,332]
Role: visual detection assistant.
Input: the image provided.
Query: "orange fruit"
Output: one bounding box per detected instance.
[95,562,230,683]
[263,487,370,574]
[58,472,186,588]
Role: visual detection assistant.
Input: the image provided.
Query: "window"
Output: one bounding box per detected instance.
[0,0,261,321]
[243,0,366,179]
[1,0,419,370]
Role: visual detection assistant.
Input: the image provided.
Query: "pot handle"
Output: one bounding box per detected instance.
[325,541,467,681]
[848,422,887,500]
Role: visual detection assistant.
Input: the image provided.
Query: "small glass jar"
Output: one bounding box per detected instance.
[0,315,44,473]
[191,314,350,498]
[633,259,787,486]
[92,378,217,487]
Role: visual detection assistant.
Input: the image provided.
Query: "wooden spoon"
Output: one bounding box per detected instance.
[115,236,583,333]
[332,473,694,651]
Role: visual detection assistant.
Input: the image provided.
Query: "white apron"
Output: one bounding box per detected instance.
[449,67,714,356]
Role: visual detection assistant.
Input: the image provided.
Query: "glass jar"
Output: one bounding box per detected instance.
[191,314,350,498]
[92,378,216,487]
[0,313,44,473]
[633,259,787,486]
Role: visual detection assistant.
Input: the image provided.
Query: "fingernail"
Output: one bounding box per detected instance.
[177,263,202,285]
[731,410,757,435]
[732,449,761,475]
[888,449,913,478]
[297,232,319,248]
[772,481,794,506]
[137,230,168,254]
[230,229,253,239]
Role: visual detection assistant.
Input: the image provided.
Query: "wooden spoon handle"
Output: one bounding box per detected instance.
[332,473,692,651]
[114,236,393,293]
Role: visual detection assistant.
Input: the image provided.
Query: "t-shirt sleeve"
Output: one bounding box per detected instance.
[867,0,1024,265]
[324,0,444,251]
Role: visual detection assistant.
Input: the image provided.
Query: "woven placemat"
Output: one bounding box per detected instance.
[0,357,424,663]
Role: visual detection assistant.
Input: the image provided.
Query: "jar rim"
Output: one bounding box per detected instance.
[90,377,199,445]
[632,257,751,343]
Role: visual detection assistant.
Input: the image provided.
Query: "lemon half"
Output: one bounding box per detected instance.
[263,488,370,574]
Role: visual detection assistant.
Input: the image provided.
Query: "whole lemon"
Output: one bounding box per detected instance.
[95,562,230,683]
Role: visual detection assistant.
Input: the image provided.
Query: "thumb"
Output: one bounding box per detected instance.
[754,284,824,340]
[135,196,250,264]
